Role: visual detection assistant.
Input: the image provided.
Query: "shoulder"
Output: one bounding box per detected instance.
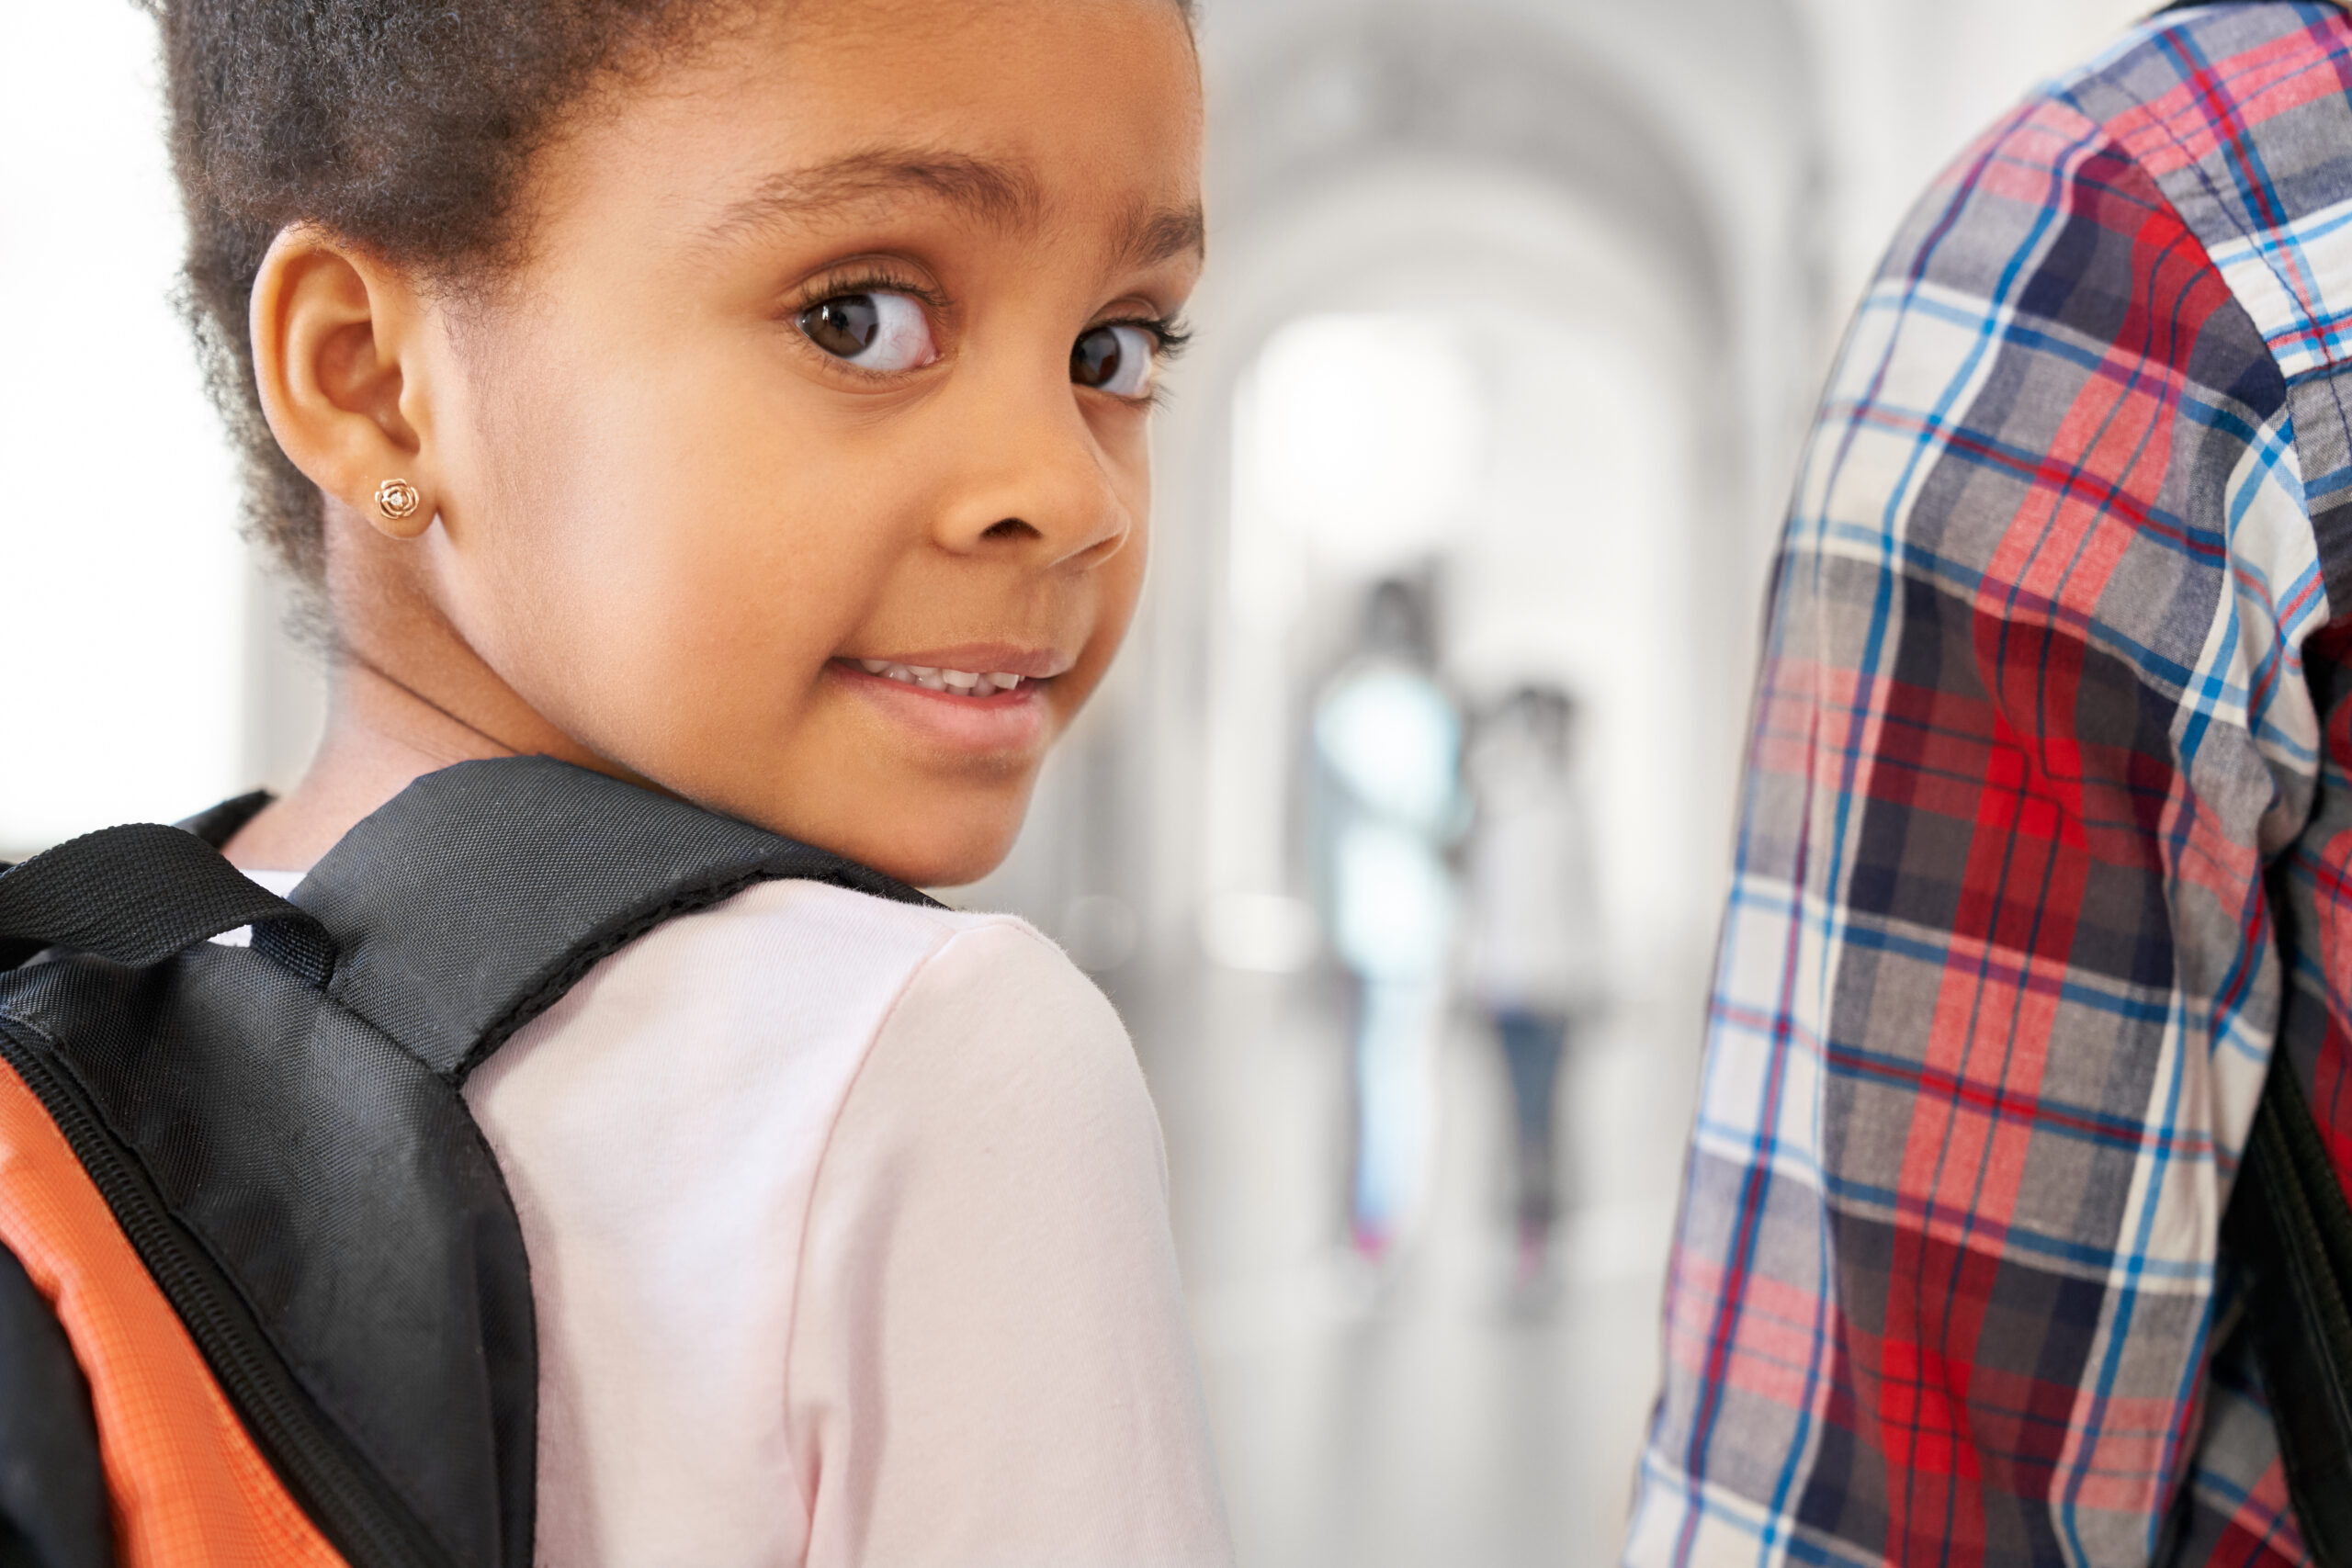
[672,882,1140,1128]
[858,915,1153,1164]
[1840,1,2352,631]
[582,874,1029,1005]
[2059,2,2352,252]
[496,874,1149,1179]
[781,920,1224,1567]
[470,881,1139,1236]
[885,912,1121,1036]
[2034,3,2352,378]
[797,908,1174,1267]
[481,878,1080,1105]
[796,908,1170,1313]
[1793,9,2352,723]
[1825,6,2330,540]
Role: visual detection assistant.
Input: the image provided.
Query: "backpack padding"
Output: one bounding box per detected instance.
[0,1057,343,1566]
[0,1241,110,1568]
[2225,1055,2352,1566]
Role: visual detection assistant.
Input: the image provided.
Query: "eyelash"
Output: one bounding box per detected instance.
[1110,314,1193,363]
[1095,316,1192,408]
[791,267,949,321]
[787,270,1193,383]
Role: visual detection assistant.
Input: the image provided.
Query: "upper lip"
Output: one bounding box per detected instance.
[842,645,1073,679]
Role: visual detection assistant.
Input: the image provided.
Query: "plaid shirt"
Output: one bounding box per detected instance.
[1628,5,2352,1564]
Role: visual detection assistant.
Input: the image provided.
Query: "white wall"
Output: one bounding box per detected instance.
[0,2,250,853]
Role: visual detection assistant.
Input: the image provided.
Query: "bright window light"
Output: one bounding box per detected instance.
[1238,314,1487,570]
[0,4,246,852]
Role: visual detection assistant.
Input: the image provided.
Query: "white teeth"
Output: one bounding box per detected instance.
[857,660,1030,695]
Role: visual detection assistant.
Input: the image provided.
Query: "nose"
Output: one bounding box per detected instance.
[928,375,1133,570]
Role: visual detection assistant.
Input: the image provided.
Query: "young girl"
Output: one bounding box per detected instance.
[153,0,1224,1559]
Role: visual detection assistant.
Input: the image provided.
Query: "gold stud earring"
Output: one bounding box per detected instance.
[374,478,423,524]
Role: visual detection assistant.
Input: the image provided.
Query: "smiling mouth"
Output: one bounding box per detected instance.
[852,659,1031,696]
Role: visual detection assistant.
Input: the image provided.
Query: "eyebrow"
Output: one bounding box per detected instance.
[1116,200,1207,269]
[698,147,1205,268]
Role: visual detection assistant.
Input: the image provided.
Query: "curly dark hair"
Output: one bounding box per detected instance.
[142,0,1198,589]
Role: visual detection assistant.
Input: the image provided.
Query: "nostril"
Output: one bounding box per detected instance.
[981,517,1038,542]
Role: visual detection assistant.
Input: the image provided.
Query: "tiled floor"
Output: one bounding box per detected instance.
[1132,961,1704,1567]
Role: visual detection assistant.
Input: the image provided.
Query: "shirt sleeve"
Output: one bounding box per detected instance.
[786,919,1234,1568]
[1625,70,2331,1568]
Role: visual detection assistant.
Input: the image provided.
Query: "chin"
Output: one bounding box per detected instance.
[703,767,1035,891]
[853,812,1024,891]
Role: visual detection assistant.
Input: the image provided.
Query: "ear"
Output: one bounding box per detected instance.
[249,227,440,542]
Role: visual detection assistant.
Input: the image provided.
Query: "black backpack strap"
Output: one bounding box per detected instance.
[295,755,933,1081]
[176,789,272,852]
[0,1241,111,1568]
[0,822,333,983]
[2223,1055,2352,1565]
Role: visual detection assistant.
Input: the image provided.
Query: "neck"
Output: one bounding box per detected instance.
[220,656,520,872]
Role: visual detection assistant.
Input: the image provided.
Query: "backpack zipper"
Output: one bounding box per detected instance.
[0,1019,456,1568]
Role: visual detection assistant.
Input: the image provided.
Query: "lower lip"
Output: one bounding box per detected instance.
[831,660,1052,753]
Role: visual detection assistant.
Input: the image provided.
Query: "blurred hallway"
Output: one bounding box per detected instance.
[1135,948,1706,1565]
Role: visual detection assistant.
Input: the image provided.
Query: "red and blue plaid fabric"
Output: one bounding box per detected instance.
[1629,5,2352,1563]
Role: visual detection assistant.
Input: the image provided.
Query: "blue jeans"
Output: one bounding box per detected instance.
[1491,1009,1566,1236]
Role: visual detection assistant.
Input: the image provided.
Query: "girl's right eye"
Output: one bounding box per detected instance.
[796,291,937,372]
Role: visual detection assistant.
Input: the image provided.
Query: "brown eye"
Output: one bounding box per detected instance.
[1071,323,1157,397]
[801,295,879,356]
[797,291,936,370]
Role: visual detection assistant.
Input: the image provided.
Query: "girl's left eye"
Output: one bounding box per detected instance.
[797,290,937,372]
[1071,323,1160,398]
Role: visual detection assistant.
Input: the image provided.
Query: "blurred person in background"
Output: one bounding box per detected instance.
[1312,577,1466,1267]
[1464,683,1601,1302]
[1633,4,2352,1563]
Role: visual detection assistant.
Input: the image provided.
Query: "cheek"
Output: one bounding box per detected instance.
[443,341,888,755]
[1099,506,1149,643]
[1096,443,1154,629]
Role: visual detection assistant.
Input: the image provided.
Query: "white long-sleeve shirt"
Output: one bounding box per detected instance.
[233,873,1232,1567]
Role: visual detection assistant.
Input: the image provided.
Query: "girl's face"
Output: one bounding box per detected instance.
[377,0,1202,885]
